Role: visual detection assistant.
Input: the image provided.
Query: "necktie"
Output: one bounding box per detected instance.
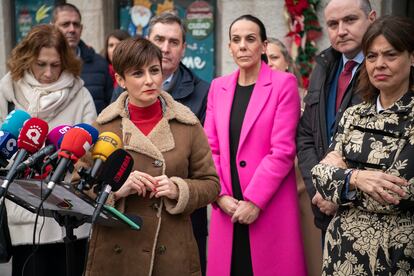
[336,60,358,111]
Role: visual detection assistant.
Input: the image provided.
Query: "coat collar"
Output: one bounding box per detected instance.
[96,91,198,160]
[167,63,197,100]
[238,62,273,149]
[360,91,414,116]
[97,90,198,125]
[218,61,273,152]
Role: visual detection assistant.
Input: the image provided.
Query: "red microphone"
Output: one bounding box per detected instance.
[0,118,48,198]
[44,128,92,199]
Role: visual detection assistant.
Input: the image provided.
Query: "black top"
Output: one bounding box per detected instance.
[229,82,254,200]
[229,82,254,276]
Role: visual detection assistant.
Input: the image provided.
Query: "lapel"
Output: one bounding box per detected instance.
[238,62,272,151]
[217,70,239,163]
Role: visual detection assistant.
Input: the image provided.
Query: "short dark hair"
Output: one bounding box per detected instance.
[112,38,162,78]
[148,13,186,43]
[358,0,372,16]
[51,3,82,23]
[357,15,414,102]
[7,24,81,80]
[229,14,268,63]
[103,29,131,63]
[324,0,372,16]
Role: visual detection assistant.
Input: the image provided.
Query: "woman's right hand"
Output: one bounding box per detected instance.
[113,170,158,200]
[350,170,408,205]
[216,195,239,216]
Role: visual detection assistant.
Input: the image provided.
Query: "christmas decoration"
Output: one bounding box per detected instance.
[285,0,322,88]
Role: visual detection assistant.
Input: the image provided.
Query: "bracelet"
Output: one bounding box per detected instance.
[353,169,360,187]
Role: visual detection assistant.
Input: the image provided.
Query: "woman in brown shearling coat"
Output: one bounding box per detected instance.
[85,38,220,276]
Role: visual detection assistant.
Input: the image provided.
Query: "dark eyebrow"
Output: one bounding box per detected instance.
[343,14,359,20]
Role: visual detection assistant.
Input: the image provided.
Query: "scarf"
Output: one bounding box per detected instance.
[14,70,83,121]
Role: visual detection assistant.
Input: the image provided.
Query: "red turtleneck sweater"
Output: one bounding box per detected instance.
[128,99,162,136]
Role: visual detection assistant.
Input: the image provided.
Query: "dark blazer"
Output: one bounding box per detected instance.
[79,40,113,114]
[296,47,362,231]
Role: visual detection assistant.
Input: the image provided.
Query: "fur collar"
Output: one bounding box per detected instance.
[97,91,198,125]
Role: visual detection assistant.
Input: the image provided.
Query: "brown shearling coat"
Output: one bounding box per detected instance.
[85,92,220,276]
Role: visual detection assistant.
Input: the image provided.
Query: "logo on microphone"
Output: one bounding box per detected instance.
[98,136,119,147]
[114,155,132,183]
[59,126,71,135]
[6,138,17,152]
[26,125,43,145]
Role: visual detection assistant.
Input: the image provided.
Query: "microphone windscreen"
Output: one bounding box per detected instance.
[99,149,133,191]
[1,110,31,138]
[0,131,18,159]
[59,128,92,159]
[46,125,72,149]
[74,123,99,144]
[92,132,122,161]
[17,118,49,153]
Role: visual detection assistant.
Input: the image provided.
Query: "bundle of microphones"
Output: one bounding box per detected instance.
[0,109,135,225]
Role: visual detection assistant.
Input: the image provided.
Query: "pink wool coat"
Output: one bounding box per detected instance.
[205,62,307,276]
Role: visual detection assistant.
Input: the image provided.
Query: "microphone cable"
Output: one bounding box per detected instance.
[21,166,47,276]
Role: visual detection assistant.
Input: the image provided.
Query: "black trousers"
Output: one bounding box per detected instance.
[12,238,87,276]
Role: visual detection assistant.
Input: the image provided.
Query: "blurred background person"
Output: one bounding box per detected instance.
[51,3,113,114]
[102,29,130,88]
[312,15,414,274]
[0,24,96,276]
[266,37,322,276]
[85,37,220,276]
[205,15,306,276]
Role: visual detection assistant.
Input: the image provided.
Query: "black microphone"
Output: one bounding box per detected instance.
[91,149,134,224]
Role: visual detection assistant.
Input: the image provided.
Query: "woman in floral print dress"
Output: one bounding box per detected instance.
[311,16,414,275]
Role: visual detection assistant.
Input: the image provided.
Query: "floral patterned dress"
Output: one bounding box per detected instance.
[311,91,414,275]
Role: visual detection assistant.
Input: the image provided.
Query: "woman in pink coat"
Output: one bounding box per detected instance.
[205,15,306,276]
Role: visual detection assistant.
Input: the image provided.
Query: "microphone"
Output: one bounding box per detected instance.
[91,149,134,224]
[15,125,71,174]
[73,123,99,144]
[1,110,31,138]
[44,128,92,199]
[0,110,31,168]
[81,132,122,189]
[0,132,17,168]
[0,118,49,198]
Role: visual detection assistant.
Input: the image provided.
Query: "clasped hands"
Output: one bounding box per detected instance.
[217,195,260,224]
[113,171,178,201]
[318,151,408,206]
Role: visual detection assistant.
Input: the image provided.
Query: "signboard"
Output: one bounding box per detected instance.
[119,0,215,82]
[14,0,57,44]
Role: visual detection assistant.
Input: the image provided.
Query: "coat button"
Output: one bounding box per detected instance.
[153,160,163,167]
[156,245,167,255]
[113,244,122,254]
[150,202,159,211]
[239,161,246,167]
[381,165,387,171]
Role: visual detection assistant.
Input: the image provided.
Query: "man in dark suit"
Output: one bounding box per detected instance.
[297,0,376,242]
[52,3,113,114]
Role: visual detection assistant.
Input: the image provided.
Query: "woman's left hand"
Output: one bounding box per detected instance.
[231,201,260,224]
[152,175,179,200]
